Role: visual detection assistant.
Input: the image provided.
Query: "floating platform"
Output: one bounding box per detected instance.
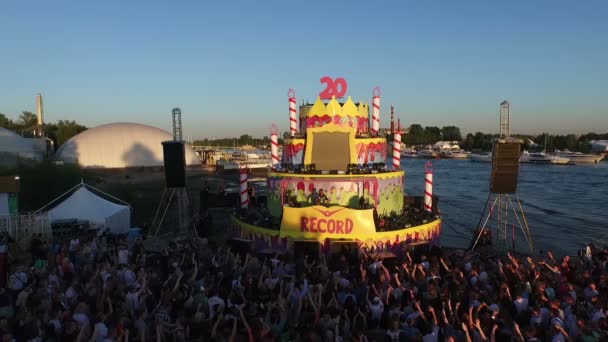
[230,202,441,253]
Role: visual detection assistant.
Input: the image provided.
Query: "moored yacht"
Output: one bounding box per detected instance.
[401,148,418,158]
[519,151,570,165]
[554,150,603,164]
[469,152,492,162]
[417,149,438,159]
[216,150,273,174]
[439,145,469,159]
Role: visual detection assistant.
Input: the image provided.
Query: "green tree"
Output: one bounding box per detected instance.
[462,133,475,150]
[564,134,578,151]
[0,113,10,128]
[409,124,424,136]
[0,161,84,212]
[423,126,441,144]
[56,120,87,146]
[473,132,485,150]
[403,124,423,145]
[19,111,38,128]
[239,134,252,146]
[441,126,462,141]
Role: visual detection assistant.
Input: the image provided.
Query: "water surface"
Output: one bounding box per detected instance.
[402,159,608,255]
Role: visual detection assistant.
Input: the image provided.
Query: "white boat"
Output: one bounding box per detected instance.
[554,150,603,164]
[520,151,570,165]
[469,152,492,162]
[216,151,273,174]
[401,148,418,158]
[441,151,469,159]
[417,149,438,159]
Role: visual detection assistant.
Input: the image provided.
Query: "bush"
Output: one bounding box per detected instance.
[0,161,84,212]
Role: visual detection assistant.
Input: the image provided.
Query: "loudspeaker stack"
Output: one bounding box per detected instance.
[490,142,521,194]
[162,141,186,188]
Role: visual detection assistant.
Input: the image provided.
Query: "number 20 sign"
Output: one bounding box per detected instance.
[319,76,348,99]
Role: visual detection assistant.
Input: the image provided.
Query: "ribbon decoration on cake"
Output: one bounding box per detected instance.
[270,124,280,170]
[424,161,433,212]
[392,122,401,170]
[240,167,249,209]
[372,86,381,136]
[288,89,298,137]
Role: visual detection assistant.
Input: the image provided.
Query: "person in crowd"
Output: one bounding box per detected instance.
[2,230,607,342]
[247,185,256,207]
[309,187,319,206]
[317,189,329,206]
[199,183,210,217]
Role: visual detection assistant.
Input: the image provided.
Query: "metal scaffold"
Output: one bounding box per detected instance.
[471,100,534,255]
[148,107,197,240]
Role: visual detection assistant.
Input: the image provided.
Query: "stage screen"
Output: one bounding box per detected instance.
[310,132,350,171]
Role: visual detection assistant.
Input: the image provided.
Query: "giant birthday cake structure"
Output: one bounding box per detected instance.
[231,78,441,252]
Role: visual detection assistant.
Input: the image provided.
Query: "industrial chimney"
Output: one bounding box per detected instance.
[36,93,44,126]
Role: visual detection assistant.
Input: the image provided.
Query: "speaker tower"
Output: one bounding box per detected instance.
[162,141,186,188]
[490,141,521,194]
[149,108,197,239]
[471,100,534,254]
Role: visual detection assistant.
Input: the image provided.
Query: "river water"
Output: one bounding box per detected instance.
[401,158,608,255]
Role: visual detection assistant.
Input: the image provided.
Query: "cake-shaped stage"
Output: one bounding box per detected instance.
[231,78,441,252]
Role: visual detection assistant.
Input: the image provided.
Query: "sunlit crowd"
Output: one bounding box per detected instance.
[1,232,607,342]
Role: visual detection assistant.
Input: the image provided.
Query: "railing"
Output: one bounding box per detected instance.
[0,213,52,241]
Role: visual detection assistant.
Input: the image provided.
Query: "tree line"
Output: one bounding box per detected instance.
[401,123,607,152]
[0,111,87,149]
[193,134,278,148]
[194,127,607,153]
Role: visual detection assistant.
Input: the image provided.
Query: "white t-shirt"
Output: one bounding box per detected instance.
[126,291,139,312]
[368,262,382,273]
[386,329,400,341]
[66,286,78,299]
[73,312,89,327]
[50,319,62,333]
[369,301,384,321]
[592,309,606,322]
[95,322,109,341]
[208,296,225,319]
[9,272,27,291]
[422,326,439,342]
[118,249,129,265]
[552,333,566,342]
[123,269,136,286]
[514,297,529,314]
[69,239,80,251]
[584,287,599,299]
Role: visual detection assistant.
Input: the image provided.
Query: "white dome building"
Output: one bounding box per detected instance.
[55,122,200,168]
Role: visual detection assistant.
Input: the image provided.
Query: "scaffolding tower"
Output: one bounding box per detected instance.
[471,101,534,254]
[148,107,196,239]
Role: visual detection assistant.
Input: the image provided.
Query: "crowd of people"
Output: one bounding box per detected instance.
[1,231,607,342]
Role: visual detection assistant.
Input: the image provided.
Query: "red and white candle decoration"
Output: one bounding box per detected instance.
[288,89,298,137]
[371,87,381,136]
[270,124,280,170]
[424,161,433,212]
[240,167,249,209]
[392,124,401,170]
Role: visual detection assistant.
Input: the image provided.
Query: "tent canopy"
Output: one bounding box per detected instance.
[45,184,131,234]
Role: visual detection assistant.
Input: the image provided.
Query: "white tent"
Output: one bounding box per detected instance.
[40,183,131,234]
[0,127,43,161]
[591,140,608,152]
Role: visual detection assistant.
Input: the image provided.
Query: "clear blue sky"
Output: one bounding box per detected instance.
[1,0,606,139]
